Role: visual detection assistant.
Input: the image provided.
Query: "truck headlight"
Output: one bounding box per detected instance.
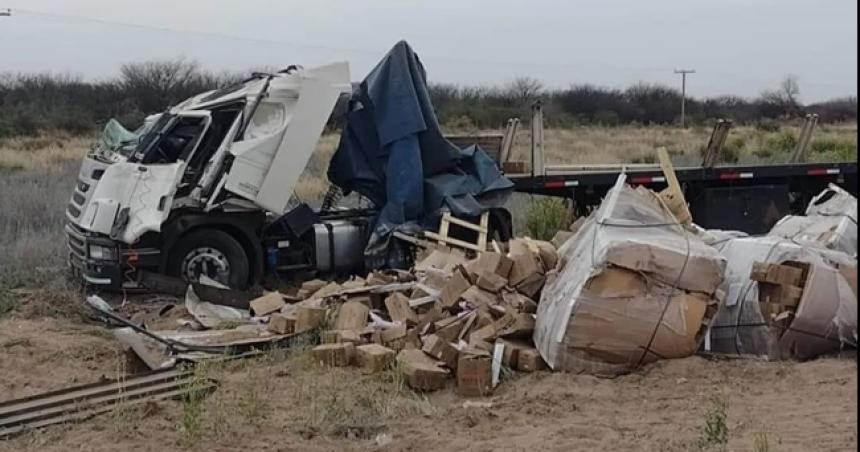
[88,244,117,261]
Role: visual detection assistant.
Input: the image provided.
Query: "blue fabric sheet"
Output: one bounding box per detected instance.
[327,41,513,258]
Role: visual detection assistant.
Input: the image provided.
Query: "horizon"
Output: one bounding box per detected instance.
[0,0,856,103]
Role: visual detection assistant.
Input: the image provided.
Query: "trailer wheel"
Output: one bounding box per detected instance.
[167,229,250,289]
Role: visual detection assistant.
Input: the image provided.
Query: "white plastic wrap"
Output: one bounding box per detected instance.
[707,235,856,358]
[768,183,857,256]
[534,175,726,375]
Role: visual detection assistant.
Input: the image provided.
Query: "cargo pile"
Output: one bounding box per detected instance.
[705,183,857,359]
[277,236,558,395]
[96,178,857,394]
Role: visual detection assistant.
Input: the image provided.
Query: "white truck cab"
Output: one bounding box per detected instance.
[66,63,365,289]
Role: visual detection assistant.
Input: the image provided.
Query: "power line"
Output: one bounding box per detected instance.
[12,7,677,74]
[674,69,695,127]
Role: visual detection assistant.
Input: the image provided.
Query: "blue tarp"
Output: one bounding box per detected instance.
[328,41,513,257]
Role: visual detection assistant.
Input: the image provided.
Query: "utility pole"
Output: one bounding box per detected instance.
[674,69,695,127]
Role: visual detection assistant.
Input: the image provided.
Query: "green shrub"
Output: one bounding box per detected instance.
[698,394,729,451]
[764,131,797,152]
[703,136,743,163]
[526,197,571,241]
[631,153,657,164]
[810,137,855,158]
[754,119,781,132]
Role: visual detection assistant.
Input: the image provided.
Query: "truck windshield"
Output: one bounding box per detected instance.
[129,114,176,162]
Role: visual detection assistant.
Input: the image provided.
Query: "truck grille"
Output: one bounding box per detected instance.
[65,222,87,268]
[66,178,89,220]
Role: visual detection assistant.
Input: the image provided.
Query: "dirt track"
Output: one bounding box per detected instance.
[0,315,856,452]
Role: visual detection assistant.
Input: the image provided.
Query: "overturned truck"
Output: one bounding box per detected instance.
[66,42,513,290]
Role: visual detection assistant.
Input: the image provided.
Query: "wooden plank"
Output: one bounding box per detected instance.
[437,213,451,246]
[443,213,489,233]
[424,231,482,252]
[702,119,732,167]
[393,231,434,249]
[656,147,692,225]
[477,212,489,251]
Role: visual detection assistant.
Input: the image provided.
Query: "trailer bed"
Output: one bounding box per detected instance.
[507,161,857,233]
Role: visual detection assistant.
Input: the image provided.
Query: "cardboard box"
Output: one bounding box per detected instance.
[334,300,370,331]
[551,230,575,250]
[514,272,545,298]
[493,338,528,368]
[530,239,559,272]
[385,292,419,325]
[497,313,535,339]
[267,313,296,335]
[534,181,727,375]
[295,306,327,333]
[457,350,493,397]
[501,290,537,313]
[477,272,507,293]
[415,247,467,273]
[468,323,497,345]
[433,316,466,343]
[355,344,395,373]
[439,269,471,308]
[464,252,513,282]
[421,268,450,292]
[758,283,804,309]
[421,334,459,370]
[396,349,449,391]
[750,261,806,287]
[516,348,547,372]
[380,324,408,350]
[507,239,543,287]
[312,343,354,367]
[249,292,286,317]
[460,285,498,308]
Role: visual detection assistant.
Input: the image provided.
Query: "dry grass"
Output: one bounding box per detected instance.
[188,345,435,447]
[0,134,92,171]
[503,121,857,167]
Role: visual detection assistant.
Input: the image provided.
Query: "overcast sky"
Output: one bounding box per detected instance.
[1,0,856,102]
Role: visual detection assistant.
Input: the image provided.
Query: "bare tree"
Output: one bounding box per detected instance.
[505,76,544,104]
[119,57,206,113]
[760,75,801,117]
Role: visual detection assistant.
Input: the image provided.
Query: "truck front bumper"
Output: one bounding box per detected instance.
[65,222,160,289]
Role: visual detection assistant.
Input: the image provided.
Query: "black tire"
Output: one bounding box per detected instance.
[166,229,249,289]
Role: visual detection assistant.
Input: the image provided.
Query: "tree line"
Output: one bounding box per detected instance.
[0,58,856,138]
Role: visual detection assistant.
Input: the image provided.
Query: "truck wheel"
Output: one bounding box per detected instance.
[167,229,250,289]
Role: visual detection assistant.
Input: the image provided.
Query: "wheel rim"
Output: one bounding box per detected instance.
[181,247,231,285]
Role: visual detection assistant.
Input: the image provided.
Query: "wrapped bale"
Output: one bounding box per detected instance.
[706,234,856,359]
[768,184,857,256]
[534,175,726,376]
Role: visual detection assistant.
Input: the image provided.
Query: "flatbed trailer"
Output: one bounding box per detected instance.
[480,105,858,235]
[508,161,857,234]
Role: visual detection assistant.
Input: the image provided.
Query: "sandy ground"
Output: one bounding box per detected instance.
[0,311,856,452]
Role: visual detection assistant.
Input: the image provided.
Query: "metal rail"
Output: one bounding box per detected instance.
[0,369,216,438]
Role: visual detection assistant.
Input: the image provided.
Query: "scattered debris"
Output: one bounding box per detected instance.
[185,286,250,329]
[77,179,855,409]
[312,343,355,367]
[0,369,216,438]
[248,292,286,317]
